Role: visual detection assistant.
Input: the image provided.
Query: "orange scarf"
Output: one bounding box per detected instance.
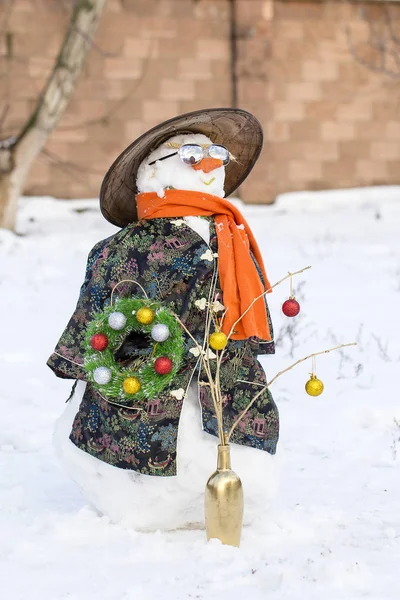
[136,190,272,341]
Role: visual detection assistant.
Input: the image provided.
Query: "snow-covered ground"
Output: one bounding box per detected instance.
[1,187,399,599]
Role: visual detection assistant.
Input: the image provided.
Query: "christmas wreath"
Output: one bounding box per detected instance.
[83,296,184,405]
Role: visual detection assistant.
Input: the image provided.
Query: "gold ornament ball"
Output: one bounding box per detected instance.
[209,331,228,351]
[305,375,324,397]
[136,307,155,325]
[123,376,141,395]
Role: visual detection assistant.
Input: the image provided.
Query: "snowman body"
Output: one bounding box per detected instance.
[54,133,277,530]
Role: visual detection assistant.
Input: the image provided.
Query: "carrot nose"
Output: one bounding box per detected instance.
[192,158,223,173]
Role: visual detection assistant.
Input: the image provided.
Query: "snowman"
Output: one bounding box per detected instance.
[49,108,279,531]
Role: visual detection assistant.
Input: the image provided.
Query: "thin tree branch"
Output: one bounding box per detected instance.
[227,342,357,440]
[346,8,400,79]
[385,6,400,47]
[172,312,225,444]
[71,25,118,58]
[58,38,156,132]
[216,265,311,370]
[173,266,313,445]
[41,147,105,178]
[226,265,312,340]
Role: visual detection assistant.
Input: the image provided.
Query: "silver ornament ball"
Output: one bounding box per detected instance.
[151,323,170,342]
[93,366,112,385]
[108,311,127,330]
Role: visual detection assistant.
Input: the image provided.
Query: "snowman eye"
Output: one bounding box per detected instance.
[148,152,177,166]
[178,144,203,165]
[208,145,230,165]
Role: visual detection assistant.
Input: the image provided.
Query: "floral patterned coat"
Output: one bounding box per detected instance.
[47,217,279,476]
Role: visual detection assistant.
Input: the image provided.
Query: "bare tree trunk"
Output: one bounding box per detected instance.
[0,171,18,230]
[0,0,107,231]
[0,145,17,229]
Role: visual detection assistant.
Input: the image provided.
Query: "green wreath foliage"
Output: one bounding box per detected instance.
[83,297,184,405]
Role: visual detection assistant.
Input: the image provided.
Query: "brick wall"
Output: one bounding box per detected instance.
[1,0,399,203]
[236,0,400,201]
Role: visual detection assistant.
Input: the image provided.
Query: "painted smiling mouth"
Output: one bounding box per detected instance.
[202,177,216,186]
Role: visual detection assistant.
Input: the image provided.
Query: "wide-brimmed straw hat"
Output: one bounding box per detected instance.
[100,107,263,227]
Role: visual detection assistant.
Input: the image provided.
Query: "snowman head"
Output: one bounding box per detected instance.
[136,133,229,198]
[100,108,263,227]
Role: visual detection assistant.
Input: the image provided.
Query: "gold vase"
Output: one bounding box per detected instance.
[204,444,243,547]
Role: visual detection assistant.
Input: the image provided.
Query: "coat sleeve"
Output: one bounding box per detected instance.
[46,242,103,380]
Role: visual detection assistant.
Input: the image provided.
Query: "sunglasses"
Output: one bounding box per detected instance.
[148,144,230,167]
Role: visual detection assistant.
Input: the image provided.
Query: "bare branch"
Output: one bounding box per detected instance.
[58,38,156,132]
[226,265,312,340]
[227,342,358,440]
[346,5,400,79]
[40,148,105,183]
[172,312,225,444]
[71,25,118,58]
[385,6,400,47]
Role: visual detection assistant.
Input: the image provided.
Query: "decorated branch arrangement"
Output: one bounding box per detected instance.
[79,268,355,548]
[173,265,356,547]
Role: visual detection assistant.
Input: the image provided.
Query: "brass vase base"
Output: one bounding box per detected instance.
[205,444,244,547]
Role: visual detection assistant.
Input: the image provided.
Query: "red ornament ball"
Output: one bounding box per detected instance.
[154,356,173,375]
[90,333,109,351]
[282,298,300,317]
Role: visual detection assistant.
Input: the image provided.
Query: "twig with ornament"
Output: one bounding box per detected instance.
[227,342,357,441]
[174,265,357,447]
